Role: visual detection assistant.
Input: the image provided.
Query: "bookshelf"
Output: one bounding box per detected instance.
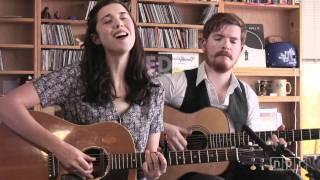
[0,0,37,96]
[0,0,301,133]
[0,0,302,171]
[221,1,300,131]
[133,0,301,131]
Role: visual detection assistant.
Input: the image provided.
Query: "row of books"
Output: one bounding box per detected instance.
[138,3,183,24]
[41,24,76,46]
[41,49,83,71]
[0,49,3,71]
[84,1,98,20]
[139,27,198,49]
[201,5,219,24]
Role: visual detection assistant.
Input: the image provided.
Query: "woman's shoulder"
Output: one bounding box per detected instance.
[58,63,81,76]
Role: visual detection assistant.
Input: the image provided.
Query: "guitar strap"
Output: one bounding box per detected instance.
[179,68,248,132]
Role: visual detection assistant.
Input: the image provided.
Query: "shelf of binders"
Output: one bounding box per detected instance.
[138,0,218,5]
[136,0,220,51]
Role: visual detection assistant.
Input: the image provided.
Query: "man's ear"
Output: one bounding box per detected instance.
[241,44,244,52]
[201,38,207,52]
[91,33,101,45]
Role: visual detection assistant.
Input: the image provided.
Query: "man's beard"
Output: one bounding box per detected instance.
[211,60,231,73]
[208,51,235,73]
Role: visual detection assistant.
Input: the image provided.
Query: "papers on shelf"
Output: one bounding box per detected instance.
[258,108,283,131]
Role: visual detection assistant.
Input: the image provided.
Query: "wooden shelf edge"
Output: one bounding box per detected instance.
[223,2,299,10]
[144,48,203,53]
[234,67,300,77]
[137,22,204,29]
[0,44,34,49]
[0,18,34,23]
[138,0,218,5]
[41,19,87,25]
[258,96,300,102]
[41,45,82,50]
[0,71,35,75]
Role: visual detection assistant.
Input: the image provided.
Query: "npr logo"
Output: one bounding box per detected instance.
[270,157,302,170]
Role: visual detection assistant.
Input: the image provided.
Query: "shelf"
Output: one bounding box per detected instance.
[0,44,34,49]
[234,67,300,77]
[144,48,203,53]
[223,2,299,10]
[41,19,87,25]
[0,71,35,75]
[258,96,300,102]
[137,22,204,29]
[138,0,218,5]
[41,45,82,50]
[0,18,34,23]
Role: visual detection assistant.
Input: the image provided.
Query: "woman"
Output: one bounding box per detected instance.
[0,0,167,179]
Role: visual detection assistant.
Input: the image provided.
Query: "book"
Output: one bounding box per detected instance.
[258,108,282,131]
[145,53,172,77]
[0,49,3,71]
[236,24,266,67]
[158,52,199,73]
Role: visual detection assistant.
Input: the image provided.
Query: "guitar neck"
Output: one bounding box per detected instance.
[110,149,240,170]
[256,129,320,142]
[207,129,320,148]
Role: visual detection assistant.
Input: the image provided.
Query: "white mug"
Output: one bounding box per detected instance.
[272,79,292,96]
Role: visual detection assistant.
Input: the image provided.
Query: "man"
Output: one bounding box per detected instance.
[158,13,300,180]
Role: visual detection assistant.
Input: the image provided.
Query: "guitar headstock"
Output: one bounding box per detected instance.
[237,145,269,170]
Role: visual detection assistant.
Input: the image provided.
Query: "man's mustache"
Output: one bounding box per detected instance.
[214,51,232,59]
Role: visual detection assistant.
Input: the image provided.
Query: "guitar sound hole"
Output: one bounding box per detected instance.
[186,131,207,150]
[83,148,108,178]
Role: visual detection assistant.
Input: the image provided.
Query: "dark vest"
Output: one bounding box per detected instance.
[179,68,248,132]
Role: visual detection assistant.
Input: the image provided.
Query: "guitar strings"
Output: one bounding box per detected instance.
[47,150,261,165]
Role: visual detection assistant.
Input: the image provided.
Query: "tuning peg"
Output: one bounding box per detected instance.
[250,164,256,171]
[266,140,272,145]
[264,165,274,171]
[248,142,253,146]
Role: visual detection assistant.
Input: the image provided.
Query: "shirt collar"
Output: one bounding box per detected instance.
[196,62,208,86]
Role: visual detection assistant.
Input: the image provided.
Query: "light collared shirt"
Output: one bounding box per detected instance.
[158,62,263,132]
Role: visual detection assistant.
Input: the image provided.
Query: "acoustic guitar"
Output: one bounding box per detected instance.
[161,105,320,180]
[0,111,263,180]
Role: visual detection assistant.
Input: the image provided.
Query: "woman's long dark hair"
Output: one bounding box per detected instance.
[80,0,157,105]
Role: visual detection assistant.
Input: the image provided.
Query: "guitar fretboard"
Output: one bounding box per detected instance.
[110,148,240,170]
[207,129,320,148]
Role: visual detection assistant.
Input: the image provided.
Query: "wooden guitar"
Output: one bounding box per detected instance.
[0,111,263,180]
[161,105,320,180]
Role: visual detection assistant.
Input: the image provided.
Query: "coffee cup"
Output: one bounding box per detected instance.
[272,79,292,96]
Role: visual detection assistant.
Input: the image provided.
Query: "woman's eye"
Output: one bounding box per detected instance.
[103,19,112,24]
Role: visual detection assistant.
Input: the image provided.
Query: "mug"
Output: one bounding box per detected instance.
[272,79,292,96]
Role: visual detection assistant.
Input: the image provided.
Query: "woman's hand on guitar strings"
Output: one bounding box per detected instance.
[53,142,96,179]
[143,150,167,180]
[164,123,192,151]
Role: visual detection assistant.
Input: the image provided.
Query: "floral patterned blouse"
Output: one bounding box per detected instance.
[33,64,164,152]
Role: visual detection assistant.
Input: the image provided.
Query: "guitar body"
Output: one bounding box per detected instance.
[0,111,136,180]
[160,106,230,180]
